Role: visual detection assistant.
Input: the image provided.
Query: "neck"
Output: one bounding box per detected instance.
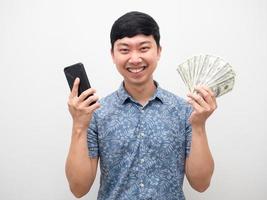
[124,79,156,106]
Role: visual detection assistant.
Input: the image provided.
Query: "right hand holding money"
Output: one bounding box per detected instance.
[187,85,217,127]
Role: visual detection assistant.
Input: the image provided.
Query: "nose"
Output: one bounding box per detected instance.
[129,51,142,65]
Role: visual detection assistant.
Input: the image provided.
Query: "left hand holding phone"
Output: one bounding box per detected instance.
[67,77,101,131]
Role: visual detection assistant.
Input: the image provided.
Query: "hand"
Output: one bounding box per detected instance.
[67,78,101,130]
[187,86,217,127]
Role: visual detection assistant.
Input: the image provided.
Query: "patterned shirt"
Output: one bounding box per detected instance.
[88,82,192,200]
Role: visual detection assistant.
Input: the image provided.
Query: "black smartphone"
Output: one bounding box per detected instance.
[64,62,91,96]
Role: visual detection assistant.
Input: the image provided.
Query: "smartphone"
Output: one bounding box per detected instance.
[64,63,91,96]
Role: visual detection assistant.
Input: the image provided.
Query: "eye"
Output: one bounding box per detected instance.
[119,48,129,54]
[140,46,150,52]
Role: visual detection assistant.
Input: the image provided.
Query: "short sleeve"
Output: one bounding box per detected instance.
[185,104,193,157]
[87,112,99,158]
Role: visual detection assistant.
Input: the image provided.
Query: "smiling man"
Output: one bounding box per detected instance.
[65,11,216,200]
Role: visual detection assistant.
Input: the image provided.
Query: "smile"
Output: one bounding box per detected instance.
[127,66,146,73]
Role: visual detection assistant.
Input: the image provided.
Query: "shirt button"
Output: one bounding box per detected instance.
[140,159,144,163]
[140,183,144,188]
[140,132,145,137]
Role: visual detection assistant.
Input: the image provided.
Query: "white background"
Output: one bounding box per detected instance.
[1,0,267,199]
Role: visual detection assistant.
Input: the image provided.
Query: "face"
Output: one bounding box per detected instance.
[111,34,161,87]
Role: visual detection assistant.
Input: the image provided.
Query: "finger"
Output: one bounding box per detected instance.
[202,86,216,99]
[187,97,203,112]
[78,88,96,102]
[194,86,213,105]
[81,94,99,107]
[85,101,101,113]
[187,92,209,108]
[201,85,217,108]
[70,78,80,98]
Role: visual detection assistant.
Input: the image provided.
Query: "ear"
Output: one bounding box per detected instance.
[157,46,162,61]
[111,48,116,64]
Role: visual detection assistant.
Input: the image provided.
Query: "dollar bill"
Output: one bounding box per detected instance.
[177,55,236,97]
[209,76,235,97]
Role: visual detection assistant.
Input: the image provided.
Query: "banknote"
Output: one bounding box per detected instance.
[177,55,236,97]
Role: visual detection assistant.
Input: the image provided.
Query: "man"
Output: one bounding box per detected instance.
[65,11,216,200]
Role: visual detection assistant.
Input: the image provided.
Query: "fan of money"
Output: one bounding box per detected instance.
[177,54,236,97]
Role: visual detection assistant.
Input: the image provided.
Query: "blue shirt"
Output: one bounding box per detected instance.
[88,82,192,200]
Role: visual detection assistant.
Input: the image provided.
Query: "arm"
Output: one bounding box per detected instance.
[65,78,101,198]
[185,86,217,192]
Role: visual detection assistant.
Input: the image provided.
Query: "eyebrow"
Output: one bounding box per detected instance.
[116,41,152,47]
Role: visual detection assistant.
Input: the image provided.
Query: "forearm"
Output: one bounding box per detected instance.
[186,125,214,192]
[65,127,98,197]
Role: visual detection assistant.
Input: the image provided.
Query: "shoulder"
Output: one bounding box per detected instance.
[159,87,188,107]
[158,87,193,118]
[93,90,120,118]
[99,91,118,106]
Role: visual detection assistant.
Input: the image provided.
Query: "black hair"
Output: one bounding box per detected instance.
[110,11,160,50]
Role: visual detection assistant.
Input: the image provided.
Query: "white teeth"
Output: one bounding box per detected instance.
[128,67,145,73]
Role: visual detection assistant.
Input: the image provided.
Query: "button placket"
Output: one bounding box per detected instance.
[137,110,146,192]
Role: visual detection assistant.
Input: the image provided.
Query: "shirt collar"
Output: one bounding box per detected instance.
[117,81,165,105]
